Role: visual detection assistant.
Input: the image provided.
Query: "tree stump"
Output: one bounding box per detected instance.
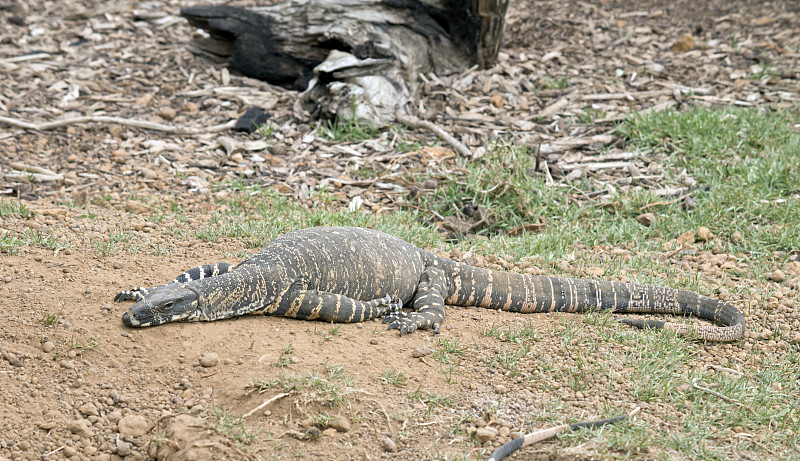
[181,0,509,124]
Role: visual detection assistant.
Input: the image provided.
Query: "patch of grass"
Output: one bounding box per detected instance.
[40,305,64,326]
[432,336,467,364]
[484,321,540,344]
[378,369,408,388]
[318,99,378,142]
[253,363,353,407]
[273,343,294,368]
[617,107,800,254]
[69,335,100,354]
[0,232,22,254]
[209,406,258,445]
[408,386,456,416]
[0,200,32,218]
[23,228,71,251]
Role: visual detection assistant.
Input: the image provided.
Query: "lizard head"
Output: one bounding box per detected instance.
[122,284,205,327]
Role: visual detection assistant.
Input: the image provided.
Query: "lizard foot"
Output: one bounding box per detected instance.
[114,287,148,302]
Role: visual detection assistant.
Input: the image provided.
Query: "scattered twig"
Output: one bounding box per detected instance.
[44,446,65,456]
[0,115,236,135]
[709,364,744,377]
[639,191,694,211]
[691,378,743,406]
[243,392,290,419]
[487,407,641,461]
[395,111,473,158]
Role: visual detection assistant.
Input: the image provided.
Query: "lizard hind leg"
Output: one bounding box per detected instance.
[384,266,448,335]
[114,263,233,302]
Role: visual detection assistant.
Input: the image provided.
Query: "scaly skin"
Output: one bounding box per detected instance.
[117,227,746,341]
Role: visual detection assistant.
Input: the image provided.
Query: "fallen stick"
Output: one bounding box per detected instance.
[242,392,290,419]
[691,378,743,406]
[395,111,473,158]
[0,115,236,135]
[487,407,641,461]
[639,191,694,211]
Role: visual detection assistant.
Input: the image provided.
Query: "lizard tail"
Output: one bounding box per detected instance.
[441,261,746,342]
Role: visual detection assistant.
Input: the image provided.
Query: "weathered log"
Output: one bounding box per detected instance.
[181,0,508,124]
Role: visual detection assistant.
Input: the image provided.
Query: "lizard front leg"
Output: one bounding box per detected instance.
[384,266,448,335]
[264,278,403,323]
[114,263,233,302]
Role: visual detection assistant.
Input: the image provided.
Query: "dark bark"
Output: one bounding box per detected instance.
[181,0,509,123]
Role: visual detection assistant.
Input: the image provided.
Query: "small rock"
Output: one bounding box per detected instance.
[41,341,55,353]
[771,269,786,283]
[672,33,694,53]
[696,226,713,242]
[322,428,337,437]
[422,179,438,189]
[499,426,511,438]
[732,230,743,242]
[199,353,219,368]
[329,417,351,433]
[382,436,398,453]
[585,267,605,277]
[124,200,150,214]
[158,106,177,121]
[59,359,76,369]
[676,231,695,246]
[645,62,665,74]
[636,213,656,226]
[116,440,132,457]
[474,427,498,443]
[412,345,435,358]
[2,351,23,367]
[118,414,148,438]
[369,338,378,345]
[107,410,123,424]
[494,384,508,394]
[489,94,504,108]
[38,421,58,430]
[79,403,99,417]
[67,419,93,438]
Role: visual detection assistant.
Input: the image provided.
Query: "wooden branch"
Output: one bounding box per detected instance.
[0,115,236,135]
[395,111,473,158]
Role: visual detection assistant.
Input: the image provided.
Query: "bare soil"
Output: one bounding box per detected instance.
[1,0,799,460]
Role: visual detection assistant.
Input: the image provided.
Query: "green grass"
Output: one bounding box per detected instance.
[209,406,258,445]
[252,363,353,407]
[378,370,408,387]
[415,107,800,263]
[0,200,32,218]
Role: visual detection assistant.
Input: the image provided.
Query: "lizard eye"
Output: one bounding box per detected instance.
[161,301,174,310]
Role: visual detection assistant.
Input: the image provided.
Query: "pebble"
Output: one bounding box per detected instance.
[107,410,123,424]
[369,338,378,345]
[382,436,398,453]
[199,353,219,368]
[67,419,93,438]
[117,415,148,438]
[771,269,786,283]
[158,106,177,121]
[494,384,508,394]
[636,213,655,226]
[329,417,351,433]
[79,403,99,417]
[41,341,55,353]
[116,440,132,457]
[322,428,337,437]
[696,226,713,242]
[474,427,498,443]
[412,345,435,358]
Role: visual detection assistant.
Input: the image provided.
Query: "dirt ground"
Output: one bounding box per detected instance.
[1,0,799,460]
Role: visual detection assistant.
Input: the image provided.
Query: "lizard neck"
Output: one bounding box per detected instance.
[191,264,280,321]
